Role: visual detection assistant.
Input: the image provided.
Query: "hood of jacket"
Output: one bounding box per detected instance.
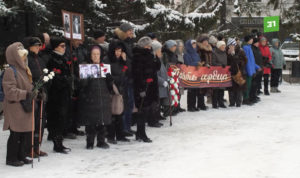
[107,40,127,62]
[184,39,200,60]
[197,42,212,52]
[5,42,27,71]
[271,38,280,49]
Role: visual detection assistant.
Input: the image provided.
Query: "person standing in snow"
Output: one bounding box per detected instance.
[227,38,247,107]
[132,37,161,142]
[184,39,202,112]
[270,38,285,93]
[211,41,228,109]
[242,35,261,105]
[259,37,272,95]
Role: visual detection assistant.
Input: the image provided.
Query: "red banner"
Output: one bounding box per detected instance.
[170,65,232,88]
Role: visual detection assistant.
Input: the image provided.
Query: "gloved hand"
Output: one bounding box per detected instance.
[140,91,146,98]
[37,91,47,101]
[222,64,226,68]
[163,81,168,88]
[27,90,38,100]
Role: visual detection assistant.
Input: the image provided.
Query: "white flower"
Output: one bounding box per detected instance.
[48,74,53,79]
[171,100,175,105]
[170,78,175,84]
[174,83,178,89]
[170,90,176,96]
[171,72,175,77]
[43,76,49,82]
[50,71,55,77]
[43,68,49,74]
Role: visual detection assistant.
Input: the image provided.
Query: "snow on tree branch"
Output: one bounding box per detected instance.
[25,0,50,14]
[121,19,150,31]
[90,0,110,20]
[290,33,300,41]
[0,0,12,16]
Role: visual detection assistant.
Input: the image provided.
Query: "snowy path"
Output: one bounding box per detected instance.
[1,83,300,178]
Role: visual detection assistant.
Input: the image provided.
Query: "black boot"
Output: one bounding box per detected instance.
[53,136,71,153]
[6,160,24,167]
[136,112,152,143]
[86,134,95,150]
[264,90,270,96]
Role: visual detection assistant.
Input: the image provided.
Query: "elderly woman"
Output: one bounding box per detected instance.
[212,41,228,109]
[78,45,113,149]
[3,42,35,166]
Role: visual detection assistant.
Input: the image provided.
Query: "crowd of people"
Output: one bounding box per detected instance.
[1,22,286,167]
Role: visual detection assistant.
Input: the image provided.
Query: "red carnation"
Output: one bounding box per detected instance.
[168,67,172,72]
[167,71,172,77]
[171,95,175,100]
[174,77,178,82]
[174,102,178,107]
[56,69,62,74]
[66,61,72,65]
[146,78,153,83]
[103,68,108,73]
[73,57,78,62]
[170,84,175,89]
[175,89,179,95]
[122,65,128,72]
[100,63,104,67]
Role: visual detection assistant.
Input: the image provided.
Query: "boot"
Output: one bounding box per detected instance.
[243,99,254,106]
[86,134,95,150]
[96,142,110,149]
[264,90,270,96]
[136,112,151,143]
[136,134,152,143]
[270,87,277,93]
[6,160,24,167]
[276,87,281,93]
[53,136,71,153]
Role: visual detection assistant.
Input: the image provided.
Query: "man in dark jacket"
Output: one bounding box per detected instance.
[132,36,161,142]
[251,38,263,103]
[24,37,48,157]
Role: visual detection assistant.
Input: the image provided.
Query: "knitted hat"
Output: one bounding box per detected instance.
[165,40,177,49]
[137,36,152,48]
[23,37,42,49]
[50,36,66,50]
[197,35,209,43]
[152,40,162,53]
[94,30,105,39]
[147,32,156,40]
[120,23,133,32]
[209,36,218,45]
[260,36,267,42]
[227,38,237,46]
[253,38,259,45]
[216,41,226,49]
[244,35,253,43]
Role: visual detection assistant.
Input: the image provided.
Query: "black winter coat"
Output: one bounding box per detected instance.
[251,45,263,68]
[77,74,113,126]
[46,51,72,118]
[227,47,247,91]
[132,47,161,108]
[28,51,46,83]
[162,46,178,66]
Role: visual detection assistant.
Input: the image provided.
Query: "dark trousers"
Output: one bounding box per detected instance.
[86,124,106,145]
[147,102,160,125]
[229,89,243,106]
[33,100,46,151]
[250,72,262,100]
[263,74,270,91]
[212,89,225,107]
[7,130,31,162]
[187,88,205,109]
[107,115,124,140]
[271,69,282,87]
[136,105,154,138]
[244,76,252,100]
[123,84,134,132]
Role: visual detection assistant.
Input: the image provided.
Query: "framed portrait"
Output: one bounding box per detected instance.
[61,10,84,41]
[79,64,101,79]
[61,10,71,39]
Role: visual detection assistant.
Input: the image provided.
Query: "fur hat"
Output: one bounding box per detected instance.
[137,36,152,48]
[197,35,209,43]
[253,38,259,44]
[227,38,237,46]
[216,41,226,49]
[120,23,133,32]
[50,36,66,50]
[165,40,177,49]
[152,40,162,53]
[94,30,105,39]
[18,48,28,58]
[209,36,218,46]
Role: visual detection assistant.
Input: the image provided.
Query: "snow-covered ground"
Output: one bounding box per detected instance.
[1,83,300,178]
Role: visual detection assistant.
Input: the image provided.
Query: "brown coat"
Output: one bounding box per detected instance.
[3,42,33,132]
[197,43,213,65]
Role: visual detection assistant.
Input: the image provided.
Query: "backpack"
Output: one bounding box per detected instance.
[0,66,17,102]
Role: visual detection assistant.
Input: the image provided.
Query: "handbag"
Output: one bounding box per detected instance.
[232,65,246,86]
[111,84,124,115]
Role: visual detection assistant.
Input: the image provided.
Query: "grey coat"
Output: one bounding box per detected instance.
[212,48,227,66]
[270,39,285,69]
[157,57,168,99]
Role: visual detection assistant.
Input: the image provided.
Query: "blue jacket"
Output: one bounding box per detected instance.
[183,40,200,66]
[243,44,260,77]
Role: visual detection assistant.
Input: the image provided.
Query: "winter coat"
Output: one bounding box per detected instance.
[227,46,247,91]
[3,42,33,132]
[39,46,52,67]
[113,28,135,83]
[243,44,260,77]
[197,43,213,65]
[77,64,113,126]
[212,48,227,66]
[103,40,130,110]
[27,51,46,83]
[157,56,169,99]
[251,45,263,68]
[132,47,161,108]
[162,46,178,67]
[183,40,201,66]
[46,51,72,120]
[259,43,272,74]
[270,39,285,69]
